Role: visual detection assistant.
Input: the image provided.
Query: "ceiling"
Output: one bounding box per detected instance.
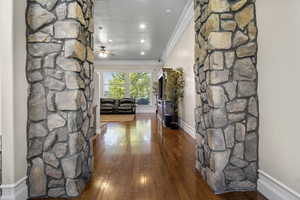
[94,0,190,61]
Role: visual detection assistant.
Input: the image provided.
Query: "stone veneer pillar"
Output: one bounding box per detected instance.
[194,0,259,194]
[26,0,95,198]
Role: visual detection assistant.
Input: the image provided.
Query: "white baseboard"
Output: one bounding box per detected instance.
[0,177,28,200]
[258,170,300,200]
[179,118,196,139]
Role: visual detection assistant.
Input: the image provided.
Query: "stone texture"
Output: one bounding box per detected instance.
[44,53,57,68]
[32,0,58,11]
[207,129,226,151]
[248,97,258,117]
[29,122,48,138]
[244,162,257,182]
[49,179,65,188]
[44,133,57,151]
[209,70,229,84]
[234,58,256,81]
[237,42,257,58]
[233,143,244,159]
[245,133,258,161]
[29,158,47,197]
[65,40,86,61]
[247,115,257,131]
[26,0,95,197]
[228,181,256,190]
[28,32,52,42]
[210,150,230,172]
[86,47,94,63]
[28,71,44,83]
[208,0,230,12]
[235,4,254,29]
[54,20,81,39]
[44,152,59,168]
[224,125,234,148]
[207,86,227,108]
[28,139,43,159]
[65,72,85,89]
[48,188,65,198]
[208,32,232,50]
[231,0,248,11]
[52,143,68,158]
[69,132,85,155]
[238,81,256,97]
[56,3,67,20]
[201,14,220,39]
[28,43,62,57]
[68,2,86,25]
[68,111,83,132]
[44,77,65,91]
[194,0,258,193]
[233,31,248,47]
[28,83,47,121]
[230,157,248,168]
[55,90,84,110]
[48,113,66,131]
[210,51,224,70]
[56,56,81,72]
[46,165,62,179]
[226,99,247,113]
[235,123,246,141]
[221,20,236,32]
[223,81,237,100]
[224,165,246,181]
[27,57,42,71]
[62,154,82,178]
[27,4,56,31]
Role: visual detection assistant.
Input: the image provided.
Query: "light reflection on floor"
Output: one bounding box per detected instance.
[103,118,152,155]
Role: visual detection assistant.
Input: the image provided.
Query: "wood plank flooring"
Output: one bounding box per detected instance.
[36,114,267,200]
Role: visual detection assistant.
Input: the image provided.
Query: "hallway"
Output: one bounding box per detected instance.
[39,114,266,200]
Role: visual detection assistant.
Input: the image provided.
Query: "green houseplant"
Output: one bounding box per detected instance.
[164,67,185,129]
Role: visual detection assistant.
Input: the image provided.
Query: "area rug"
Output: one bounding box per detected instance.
[101,114,135,122]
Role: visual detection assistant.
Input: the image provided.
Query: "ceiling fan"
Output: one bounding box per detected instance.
[96,26,115,58]
[95,46,115,58]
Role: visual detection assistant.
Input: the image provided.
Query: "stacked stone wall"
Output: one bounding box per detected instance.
[194,0,259,193]
[26,0,95,198]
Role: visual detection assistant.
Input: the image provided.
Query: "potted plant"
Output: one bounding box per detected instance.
[164,68,185,129]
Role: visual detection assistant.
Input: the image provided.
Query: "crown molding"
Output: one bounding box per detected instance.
[94,59,163,67]
[161,0,194,62]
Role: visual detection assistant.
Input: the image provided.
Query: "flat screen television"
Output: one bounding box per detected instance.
[158,76,164,99]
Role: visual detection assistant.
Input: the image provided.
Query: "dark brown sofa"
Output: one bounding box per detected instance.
[100,98,136,114]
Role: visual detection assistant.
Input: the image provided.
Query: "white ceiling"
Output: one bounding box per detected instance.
[94,0,190,61]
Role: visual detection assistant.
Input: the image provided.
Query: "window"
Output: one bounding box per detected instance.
[102,72,152,105]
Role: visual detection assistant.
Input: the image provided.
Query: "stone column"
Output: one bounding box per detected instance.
[26,0,95,198]
[194,0,259,194]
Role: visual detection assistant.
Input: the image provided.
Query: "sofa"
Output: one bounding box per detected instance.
[100,98,136,114]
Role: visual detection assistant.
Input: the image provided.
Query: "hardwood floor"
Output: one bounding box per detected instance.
[38,114,267,200]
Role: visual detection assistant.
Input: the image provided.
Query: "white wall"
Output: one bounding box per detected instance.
[0,0,27,187]
[257,0,300,195]
[164,21,196,136]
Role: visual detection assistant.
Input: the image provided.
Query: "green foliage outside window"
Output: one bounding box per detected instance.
[106,72,151,105]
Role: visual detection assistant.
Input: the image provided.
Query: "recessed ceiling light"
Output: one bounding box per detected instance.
[140,39,145,44]
[139,24,146,29]
[140,51,145,55]
[166,9,172,13]
[108,39,113,43]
